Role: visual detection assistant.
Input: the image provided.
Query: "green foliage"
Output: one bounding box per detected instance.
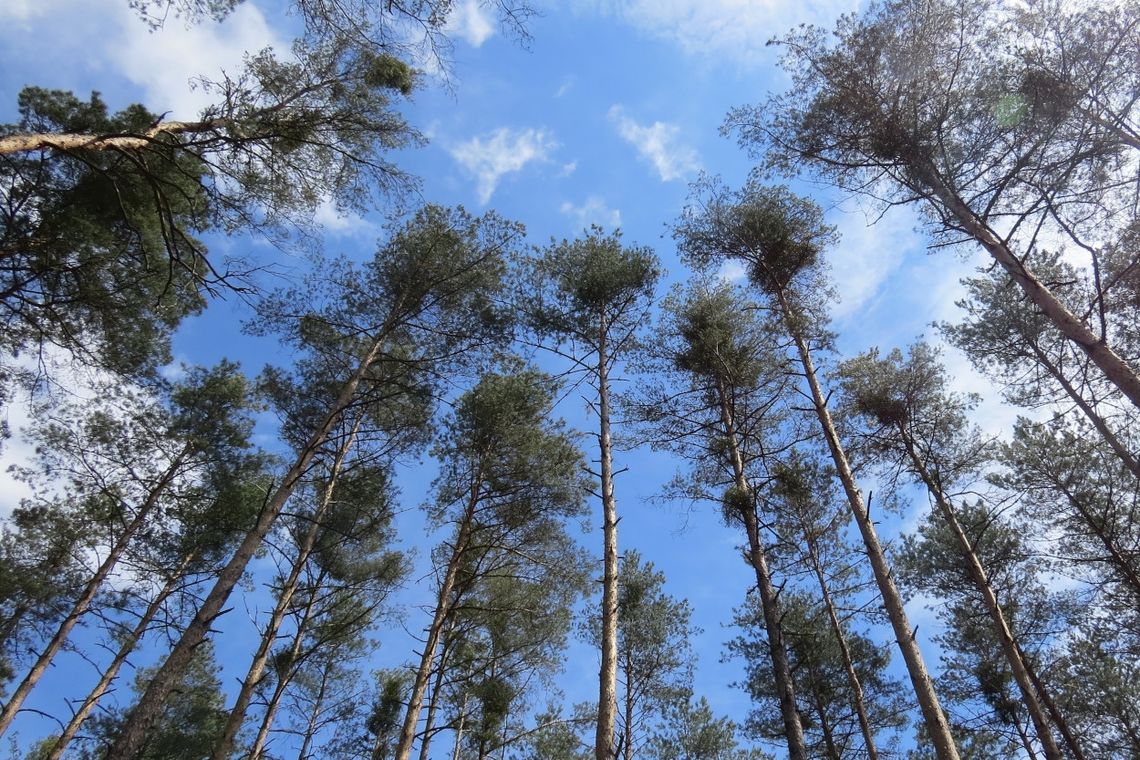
[728,591,907,758]
[648,697,771,760]
[80,644,228,759]
[1,87,210,378]
[675,178,836,297]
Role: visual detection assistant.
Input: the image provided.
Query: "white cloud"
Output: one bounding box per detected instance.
[582,0,858,64]
[110,2,284,119]
[561,196,621,230]
[449,127,558,204]
[560,161,578,176]
[716,259,747,283]
[827,203,923,321]
[313,199,378,238]
[609,105,700,182]
[555,77,575,98]
[447,0,495,47]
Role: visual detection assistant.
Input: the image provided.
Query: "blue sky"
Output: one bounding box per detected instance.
[0,0,1018,755]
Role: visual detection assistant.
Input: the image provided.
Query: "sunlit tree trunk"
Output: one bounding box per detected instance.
[775,289,960,760]
[596,314,620,760]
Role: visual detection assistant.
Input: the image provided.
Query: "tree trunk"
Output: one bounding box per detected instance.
[1026,341,1140,480]
[595,313,620,760]
[43,551,196,760]
[417,617,458,760]
[0,120,225,155]
[250,567,326,760]
[451,693,468,760]
[621,651,634,760]
[811,681,841,760]
[211,419,361,760]
[899,429,1072,760]
[393,473,482,760]
[0,445,190,739]
[714,378,808,760]
[800,527,880,760]
[295,661,331,760]
[914,164,1140,412]
[775,289,960,760]
[105,331,392,760]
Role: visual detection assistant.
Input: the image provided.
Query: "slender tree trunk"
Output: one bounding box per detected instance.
[775,289,960,760]
[1015,640,1091,760]
[451,693,468,760]
[211,419,362,760]
[1013,714,1042,760]
[800,528,880,760]
[899,430,1070,760]
[250,568,326,760]
[295,661,331,760]
[596,314,620,760]
[393,473,482,760]
[0,446,190,739]
[621,651,634,760]
[1026,341,1140,480]
[715,378,809,760]
[44,551,196,760]
[417,618,458,760]
[914,164,1140,411]
[811,682,841,760]
[106,330,393,760]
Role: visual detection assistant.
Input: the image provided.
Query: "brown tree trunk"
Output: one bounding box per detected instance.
[105,332,391,760]
[0,446,189,739]
[393,473,482,760]
[715,378,809,760]
[43,551,195,760]
[899,429,1072,760]
[596,314,620,760]
[799,526,880,760]
[211,419,361,760]
[915,164,1140,411]
[775,289,960,760]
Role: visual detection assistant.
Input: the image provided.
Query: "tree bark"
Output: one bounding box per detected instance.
[775,289,960,760]
[799,526,880,760]
[417,617,458,760]
[211,419,361,760]
[899,429,1069,760]
[595,312,620,760]
[250,567,326,760]
[714,378,808,760]
[43,551,195,760]
[0,121,223,155]
[392,472,482,760]
[295,657,332,760]
[1026,341,1140,480]
[914,163,1140,412]
[105,331,391,760]
[0,445,190,739]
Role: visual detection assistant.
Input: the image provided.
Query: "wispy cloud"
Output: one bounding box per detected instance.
[609,105,700,182]
[581,0,857,64]
[561,196,621,231]
[449,127,558,204]
[826,203,922,321]
[447,0,495,47]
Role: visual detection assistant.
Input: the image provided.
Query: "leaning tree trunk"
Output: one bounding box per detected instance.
[44,550,196,760]
[418,616,459,760]
[799,526,881,760]
[392,471,482,760]
[1025,341,1140,481]
[211,418,361,760]
[715,378,808,760]
[775,289,960,760]
[0,445,190,739]
[595,314,621,760]
[295,657,333,760]
[249,566,326,760]
[899,428,1074,760]
[913,163,1140,412]
[105,331,393,760]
